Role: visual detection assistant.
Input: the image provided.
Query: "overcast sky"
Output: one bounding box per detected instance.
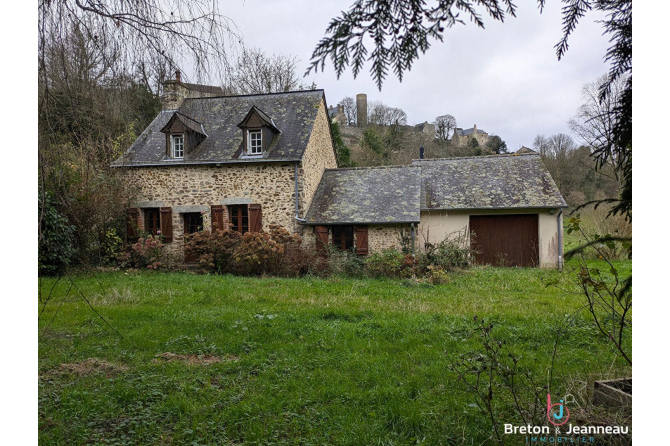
[212,1,612,151]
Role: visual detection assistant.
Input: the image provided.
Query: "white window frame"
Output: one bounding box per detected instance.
[171,134,184,159]
[248,130,263,155]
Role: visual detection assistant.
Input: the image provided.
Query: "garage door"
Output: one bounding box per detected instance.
[469,215,539,267]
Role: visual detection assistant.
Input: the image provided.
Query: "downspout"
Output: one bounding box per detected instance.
[557,209,563,271]
[410,223,416,257]
[294,162,306,223]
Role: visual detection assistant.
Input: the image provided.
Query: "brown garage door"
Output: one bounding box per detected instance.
[470,215,539,267]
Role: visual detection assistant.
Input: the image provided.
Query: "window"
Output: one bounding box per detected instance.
[248,130,262,155]
[144,208,161,236]
[183,213,204,235]
[171,134,184,158]
[229,205,249,233]
[332,226,354,251]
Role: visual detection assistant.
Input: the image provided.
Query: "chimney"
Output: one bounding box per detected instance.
[175,69,181,83]
[473,123,477,134]
[356,93,368,127]
[419,146,425,159]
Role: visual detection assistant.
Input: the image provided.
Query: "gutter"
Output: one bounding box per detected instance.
[111,158,303,168]
[557,209,564,271]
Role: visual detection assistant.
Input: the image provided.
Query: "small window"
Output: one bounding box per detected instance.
[229,205,249,233]
[332,226,354,251]
[248,130,262,155]
[171,134,184,158]
[144,208,161,236]
[183,213,204,235]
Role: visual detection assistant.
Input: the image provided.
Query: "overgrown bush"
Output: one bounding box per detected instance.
[281,242,323,277]
[38,192,76,276]
[365,249,413,278]
[421,230,474,272]
[119,236,165,270]
[321,247,367,278]
[185,225,304,276]
[99,228,125,266]
[184,229,242,273]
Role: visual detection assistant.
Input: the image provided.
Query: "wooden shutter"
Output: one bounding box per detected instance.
[160,207,173,242]
[315,226,329,252]
[249,204,262,232]
[127,207,139,241]
[354,226,369,255]
[211,205,225,232]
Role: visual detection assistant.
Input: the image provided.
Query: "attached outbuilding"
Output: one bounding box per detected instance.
[304,165,421,254]
[304,153,567,268]
[413,154,567,268]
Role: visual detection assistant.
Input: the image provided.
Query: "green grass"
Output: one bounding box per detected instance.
[39,262,631,445]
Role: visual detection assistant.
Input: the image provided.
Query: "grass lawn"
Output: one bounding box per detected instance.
[38,262,632,445]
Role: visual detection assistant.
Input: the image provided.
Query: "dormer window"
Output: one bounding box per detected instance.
[160,112,207,160]
[248,130,262,155]
[237,106,281,158]
[171,134,184,158]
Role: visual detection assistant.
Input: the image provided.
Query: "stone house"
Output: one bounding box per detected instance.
[451,124,490,147]
[114,77,338,259]
[116,77,566,268]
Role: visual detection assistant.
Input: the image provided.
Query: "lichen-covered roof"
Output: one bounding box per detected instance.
[305,166,422,224]
[412,154,567,210]
[113,90,325,166]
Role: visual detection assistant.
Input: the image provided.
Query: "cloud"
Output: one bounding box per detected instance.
[222,0,612,150]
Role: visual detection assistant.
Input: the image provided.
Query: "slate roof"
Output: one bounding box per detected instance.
[113,90,326,166]
[304,166,422,225]
[454,127,488,136]
[412,154,567,210]
[160,112,207,136]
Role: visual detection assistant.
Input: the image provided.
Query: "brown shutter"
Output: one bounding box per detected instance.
[315,226,329,252]
[249,204,262,232]
[355,226,369,255]
[211,205,225,232]
[160,207,173,242]
[127,207,139,241]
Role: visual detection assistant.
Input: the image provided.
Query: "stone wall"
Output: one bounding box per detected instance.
[368,225,409,252]
[301,224,412,255]
[299,100,338,217]
[121,163,297,258]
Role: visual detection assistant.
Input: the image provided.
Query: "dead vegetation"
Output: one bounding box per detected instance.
[152,352,240,365]
[42,358,129,379]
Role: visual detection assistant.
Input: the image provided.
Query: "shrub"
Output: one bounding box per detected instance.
[322,247,367,278]
[365,248,412,278]
[279,241,317,277]
[184,229,242,273]
[233,226,301,276]
[422,230,473,271]
[122,236,165,269]
[99,228,125,266]
[39,192,76,276]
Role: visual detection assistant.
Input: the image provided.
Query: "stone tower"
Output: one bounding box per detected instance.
[356,93,368,127]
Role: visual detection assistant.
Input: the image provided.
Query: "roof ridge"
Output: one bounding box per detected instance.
[412,153,540,162]
[325,164,421,172]
[182,89,324,101]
